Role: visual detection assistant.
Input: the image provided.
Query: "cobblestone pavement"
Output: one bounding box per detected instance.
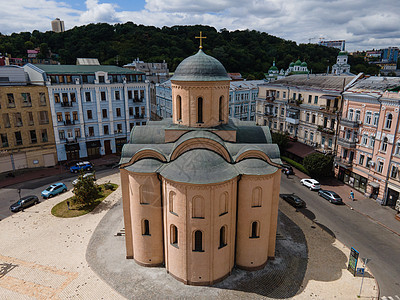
[0,172,378,299]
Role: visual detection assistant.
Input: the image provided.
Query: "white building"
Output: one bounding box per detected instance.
[332,52,352,75]
[51,18,65,33]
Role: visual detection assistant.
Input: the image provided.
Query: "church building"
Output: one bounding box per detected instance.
[119,38,282,285]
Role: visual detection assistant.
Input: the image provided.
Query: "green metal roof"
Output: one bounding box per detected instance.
[171,50,230,82]
[33,64,145,75]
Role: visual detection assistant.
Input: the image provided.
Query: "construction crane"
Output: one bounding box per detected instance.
[308,37,317,43]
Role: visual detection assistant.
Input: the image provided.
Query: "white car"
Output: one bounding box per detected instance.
[300,178,321,190]
[72,172,96,186]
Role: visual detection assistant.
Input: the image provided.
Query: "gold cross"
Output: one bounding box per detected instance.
[195,31,207,49]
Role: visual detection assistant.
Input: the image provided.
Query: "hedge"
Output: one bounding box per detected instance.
[281,156,310,176]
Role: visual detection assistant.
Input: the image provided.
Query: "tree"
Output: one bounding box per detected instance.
[271,132,289,153]
[303,153,334,178]
[72,172,101,206]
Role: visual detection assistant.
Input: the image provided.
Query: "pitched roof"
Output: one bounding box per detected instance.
[33,64,145,75]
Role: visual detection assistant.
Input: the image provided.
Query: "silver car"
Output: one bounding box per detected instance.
[318,190,343,204]
[72,172,96,186]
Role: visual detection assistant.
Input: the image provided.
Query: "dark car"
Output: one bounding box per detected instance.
[281,165,294,175]
[318,190,343,204]
[280,193,306,208]
[10,195,40,212]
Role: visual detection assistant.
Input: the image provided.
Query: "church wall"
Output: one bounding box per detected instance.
[163,177,237,285]
[128,172,164,266]
[171,81,230,128]
[120,169,134,258]
[268,170,281,258]
[235,174,276,270]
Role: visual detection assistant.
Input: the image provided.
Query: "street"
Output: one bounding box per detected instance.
[281,174,400,296]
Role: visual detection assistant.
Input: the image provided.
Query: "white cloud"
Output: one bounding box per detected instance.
[1,0,400,51]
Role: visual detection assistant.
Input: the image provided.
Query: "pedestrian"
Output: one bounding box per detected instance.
[350,190,355,201]
[66,201,70,210]
[286,169,290,178]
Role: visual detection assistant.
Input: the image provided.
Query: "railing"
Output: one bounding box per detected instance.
[340,118,360,128]
[134,114,145,119]
[133,97,143,102]
[335,156,353,167]
[64,120,75,125]
[317,126,335,135]
[61,102,73,107]
[337,137,356,148]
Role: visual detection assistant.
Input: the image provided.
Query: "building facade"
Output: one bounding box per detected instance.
[335,76,400,209]
[256,74,361,156]
[156,80,263,121]
[0,66,57,173]
[24,64,149,162]
[51,18,65,33]
[332,52,351,75]
[120,48,281,285]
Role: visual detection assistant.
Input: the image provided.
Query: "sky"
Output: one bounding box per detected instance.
[1,0,400,52]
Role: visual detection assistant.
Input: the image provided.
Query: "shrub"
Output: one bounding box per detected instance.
[281,156,310,175]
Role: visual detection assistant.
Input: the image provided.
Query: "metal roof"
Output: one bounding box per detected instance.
[33,64,145,75]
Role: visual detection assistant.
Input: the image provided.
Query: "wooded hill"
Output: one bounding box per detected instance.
[0,23,379,79]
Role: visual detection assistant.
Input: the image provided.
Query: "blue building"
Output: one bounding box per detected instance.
[156,80,264,121]
[381,47,399,63]
[24,63,150,161]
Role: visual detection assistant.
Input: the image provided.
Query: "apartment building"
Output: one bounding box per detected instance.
[156,80,263,121]
[0,66,56,173]
[335,76,400,208]
[256,74,360,155]
[24,63,149,162]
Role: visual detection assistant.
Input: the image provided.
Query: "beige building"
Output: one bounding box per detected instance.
[120,49,282,285]
[51,18,65,33]
[256,74,361,157]
[0,84,57,173]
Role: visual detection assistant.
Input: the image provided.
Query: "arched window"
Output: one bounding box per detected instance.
[219,226,227,248]
[192,196,204,218]
[197,97,203,123]
[385,113,393,129]
[219,192,228,216]
[170,225,178,246]
[219,96,224,121]
[382,137,388,152]
[176,95,182,121]
[142,219,150,235]
[193,230,203,251]
[251,187,262,207]
[250,221,260,238]
[169,191,175,214]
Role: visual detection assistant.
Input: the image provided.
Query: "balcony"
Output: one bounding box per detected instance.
[133,97,143,103]
[317,126,335,135]
[64,120,76,126]
[286,117,299,125]
[61,102,73,107]
[319,105,338,114]
[134,114,145,119]
[340,118,360,128]
[335,156,353,168]
[337,137,357,148]
[39,119,49,125]
[288,99,303,107]
[264,96,275,103]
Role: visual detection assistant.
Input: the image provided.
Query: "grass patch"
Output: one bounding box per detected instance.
[281,156,310,176]
[51,183,118,218]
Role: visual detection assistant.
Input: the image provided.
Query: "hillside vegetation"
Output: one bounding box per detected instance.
[0,23,379,78]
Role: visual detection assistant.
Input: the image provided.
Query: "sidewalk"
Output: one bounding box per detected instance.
[0,154,120,189]
[291,166,400,237]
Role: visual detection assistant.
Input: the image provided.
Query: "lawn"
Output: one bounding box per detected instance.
[51,183,118,218]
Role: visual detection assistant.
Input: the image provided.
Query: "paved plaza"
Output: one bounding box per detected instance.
[0,173,378,299]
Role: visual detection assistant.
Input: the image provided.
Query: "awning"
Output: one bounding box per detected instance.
[65,143,80,151]
[368,181,380,188]
[285,141,317,159]
[320,95,339,100]
[86,140,101,148]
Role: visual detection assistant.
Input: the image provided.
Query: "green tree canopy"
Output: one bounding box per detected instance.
[303,153,334,178]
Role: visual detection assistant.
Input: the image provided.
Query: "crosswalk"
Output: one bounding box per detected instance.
[381,295,400,300]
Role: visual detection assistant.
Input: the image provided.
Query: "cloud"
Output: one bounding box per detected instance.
[1,0,400,51]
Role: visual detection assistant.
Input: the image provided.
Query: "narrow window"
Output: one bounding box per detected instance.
[169,191,176,214]
[219,226,227,248]
[197,97,203,123]
[251,187,262,207]
[192,196,204,218]
[170,225,178,246]
[219,96,224,121]
[194,230,203,251]
[142,219,150,235]
[382,137,388,152]
[176,96,182,120]
[386,113,393,129]
[219,192,228,216]
[250,221,259,238]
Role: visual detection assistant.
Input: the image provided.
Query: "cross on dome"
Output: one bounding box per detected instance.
[195,31,207,49]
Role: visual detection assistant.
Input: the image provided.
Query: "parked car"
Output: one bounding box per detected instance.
[318,190,343,204]
[70,161,93,173]
[280,193,306,208]
[41,183,67,199]
[281,165,294,175]
[72,172,96,186]
[300,178,321,190]
[10,195,39,212]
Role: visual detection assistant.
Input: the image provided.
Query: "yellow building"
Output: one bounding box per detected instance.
[0,84,57,172]
[120,47,282,285]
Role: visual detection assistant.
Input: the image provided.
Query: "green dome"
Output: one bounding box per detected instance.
[289,62,295,67]
[171,49,230,81]
[269,65,278,71]
[338,51,348,56]
[301,62,307,67]
[294,60,302,66]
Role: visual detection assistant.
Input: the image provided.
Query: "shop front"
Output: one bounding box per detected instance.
[341,168,367,194]
[65,143,80,161]
[386,183,400,209]
[86,140,101,159]
[115,138,127,154]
